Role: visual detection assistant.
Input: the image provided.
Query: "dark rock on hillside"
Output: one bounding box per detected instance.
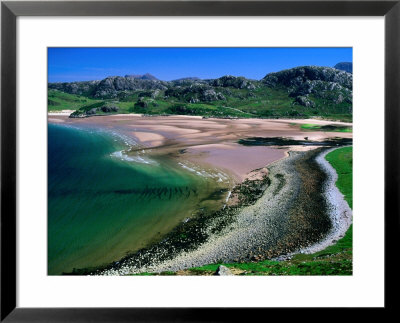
[263,66,352,90]
[263,66,352,106]
[201,89,226,101]
[101,105,119,113]
[211,75,257,90]
[94,76,168,98]
[52,65,352,118]
[69,112,86,118]
[137,89,162,99]
[49,75,166,99]
[165,84,225,103]
[189,97,200,103]
[290,79,352,99]
[170,78,207,87]
[86,108,98,115]
[334,62,353,74]
[48,80,100,96]
[135,97,149,108]
[295,95,315,108]
[151,89,162,99]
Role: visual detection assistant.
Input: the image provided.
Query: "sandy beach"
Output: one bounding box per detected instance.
[48,114,352,182]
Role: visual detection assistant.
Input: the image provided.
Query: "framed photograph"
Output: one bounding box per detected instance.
[1,0,398,320]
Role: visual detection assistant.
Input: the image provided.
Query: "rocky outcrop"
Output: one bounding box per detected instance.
[135,97,149,108]
[295,95,315,108]
[94,76,168,98]
[200,89,226,101]
[101,105,119,113]
[52,65,352,116]
[86,108,98,115]
[263,66,352,90]
[215,265,233,276]
[170,79,206,88]
[50,74,256,101]
[263,66,352,107]
[48,80,100,96]
[49,75,168,99]
[211,75,257,90]
[165,84,226,103]
[68,103,119,118]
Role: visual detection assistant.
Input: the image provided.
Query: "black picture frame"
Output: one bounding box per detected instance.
[1,0,399,321]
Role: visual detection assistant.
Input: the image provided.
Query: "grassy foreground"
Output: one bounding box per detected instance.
[135,146,353,276]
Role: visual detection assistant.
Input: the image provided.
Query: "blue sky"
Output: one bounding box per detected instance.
[48,47,352,83]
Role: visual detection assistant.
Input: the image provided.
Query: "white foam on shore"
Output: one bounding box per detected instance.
[50,121,159,166]
[110,150,158,165]
[177,161,230,183]
[106,130,159,166]
[107,131,139,148]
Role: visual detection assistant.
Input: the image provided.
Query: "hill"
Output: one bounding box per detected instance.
[48,66,352,122]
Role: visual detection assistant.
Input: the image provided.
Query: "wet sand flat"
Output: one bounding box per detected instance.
[48,114,352,182]
[186,143,287,182]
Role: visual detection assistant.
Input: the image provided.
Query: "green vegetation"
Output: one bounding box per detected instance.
[49,87,353,120]
[325,146,353,208]
[48,90,100,111]
[217,87,351,119]
[300,123,352,133]
[193,257,352,275]
[48,78,352,121]
[133,256,352,276]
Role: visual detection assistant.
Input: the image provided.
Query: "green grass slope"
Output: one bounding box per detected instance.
[48,90,101,111]
[49,86,352,121]
[325,146,353,208]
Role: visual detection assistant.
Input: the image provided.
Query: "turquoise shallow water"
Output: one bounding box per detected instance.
[48,123,227,275]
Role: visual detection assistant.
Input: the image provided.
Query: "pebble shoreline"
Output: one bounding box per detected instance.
[100,147,352,275]
[283,147,353,257]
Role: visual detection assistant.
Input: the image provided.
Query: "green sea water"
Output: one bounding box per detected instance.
[48,123,228,275]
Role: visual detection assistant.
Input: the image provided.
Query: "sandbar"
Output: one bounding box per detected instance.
[48,114,352,183]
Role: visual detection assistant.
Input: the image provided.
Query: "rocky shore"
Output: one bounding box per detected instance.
[288,147,353,256]
[95,146,349,276]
